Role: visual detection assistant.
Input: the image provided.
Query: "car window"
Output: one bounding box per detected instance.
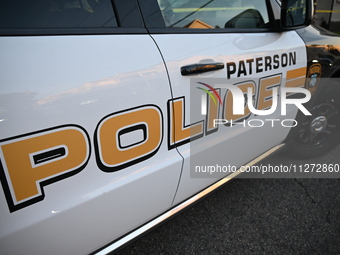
[0,0,117,28]
[284,0,308,26]
[155,0,270,29]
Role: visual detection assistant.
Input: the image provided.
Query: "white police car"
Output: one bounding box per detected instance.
[0,0,339,254]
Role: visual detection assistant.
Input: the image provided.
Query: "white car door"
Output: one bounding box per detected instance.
[139,0,309,204]
[0,1,183,254]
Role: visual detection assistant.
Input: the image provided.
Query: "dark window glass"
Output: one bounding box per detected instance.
[0,0,117,28]
[148,0,270,29]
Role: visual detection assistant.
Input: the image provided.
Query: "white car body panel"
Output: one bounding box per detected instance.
[151,32,307,204]
[0,35,183,254]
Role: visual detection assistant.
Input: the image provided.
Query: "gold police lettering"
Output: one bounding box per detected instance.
[0,67,306,212]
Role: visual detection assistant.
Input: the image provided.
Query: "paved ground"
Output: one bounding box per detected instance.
[115,146,340,255]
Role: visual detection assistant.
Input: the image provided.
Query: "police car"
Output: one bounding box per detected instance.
[0,0,339,254]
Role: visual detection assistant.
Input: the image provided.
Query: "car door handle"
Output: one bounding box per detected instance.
[181,62,224,76]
